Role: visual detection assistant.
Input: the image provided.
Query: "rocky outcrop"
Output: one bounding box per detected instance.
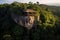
[11,13,36,29]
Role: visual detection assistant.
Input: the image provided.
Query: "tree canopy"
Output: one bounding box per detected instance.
[0,2,60,40]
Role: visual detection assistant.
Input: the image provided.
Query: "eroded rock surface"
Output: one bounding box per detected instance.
[11,14,36,29]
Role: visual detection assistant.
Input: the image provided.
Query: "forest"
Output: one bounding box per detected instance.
[0,1,60,40]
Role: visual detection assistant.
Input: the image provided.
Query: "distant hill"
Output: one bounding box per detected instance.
[40,4,60,17]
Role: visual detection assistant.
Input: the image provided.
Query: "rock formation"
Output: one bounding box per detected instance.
[11,9,40,29]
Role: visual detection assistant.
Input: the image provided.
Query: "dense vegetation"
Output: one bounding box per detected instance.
[0,2,60,40]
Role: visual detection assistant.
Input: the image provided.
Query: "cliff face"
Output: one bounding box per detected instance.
[11,14,36,29]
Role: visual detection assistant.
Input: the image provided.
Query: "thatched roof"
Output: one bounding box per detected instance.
[24,9,36,12]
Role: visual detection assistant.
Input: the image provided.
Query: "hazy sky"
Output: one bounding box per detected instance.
[0,0,60,4]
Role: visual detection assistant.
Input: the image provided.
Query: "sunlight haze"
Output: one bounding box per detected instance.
[0,0,60,5]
